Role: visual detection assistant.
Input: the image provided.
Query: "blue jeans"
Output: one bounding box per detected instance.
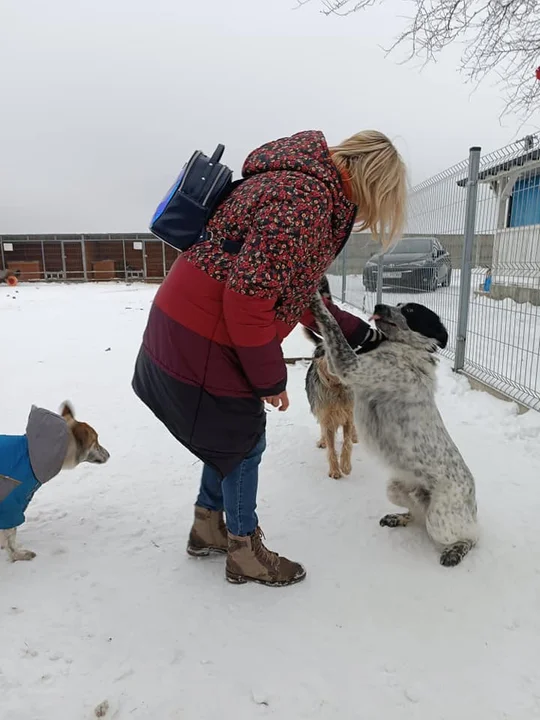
[196,434,266,536]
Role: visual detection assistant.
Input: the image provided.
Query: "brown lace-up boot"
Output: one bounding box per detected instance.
[187,506,228,557]
[226,527,306,586]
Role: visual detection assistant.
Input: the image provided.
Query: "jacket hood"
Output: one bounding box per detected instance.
[26,406,69,484]
[242,130,357,220]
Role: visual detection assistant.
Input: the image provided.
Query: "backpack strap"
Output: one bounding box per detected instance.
[209,145,225,165]
[208,178,247,254]
[221,239,243,254]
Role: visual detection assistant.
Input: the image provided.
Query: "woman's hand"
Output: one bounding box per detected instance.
[262,391,290,411]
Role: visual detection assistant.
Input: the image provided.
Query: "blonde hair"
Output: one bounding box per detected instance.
[330,131,406,250]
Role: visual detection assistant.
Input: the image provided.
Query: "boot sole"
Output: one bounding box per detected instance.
[187,545,227,558]
[226,568,307,587]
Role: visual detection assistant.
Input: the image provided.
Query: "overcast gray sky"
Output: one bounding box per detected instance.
[0,0,535,233]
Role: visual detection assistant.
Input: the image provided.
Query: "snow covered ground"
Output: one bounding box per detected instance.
[2,282,540,720]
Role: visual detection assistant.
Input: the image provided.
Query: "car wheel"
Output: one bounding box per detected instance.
[442,268,452,287]
[426,270,438,291]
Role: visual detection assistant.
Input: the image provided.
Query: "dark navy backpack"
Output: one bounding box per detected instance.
[150,144,241,252]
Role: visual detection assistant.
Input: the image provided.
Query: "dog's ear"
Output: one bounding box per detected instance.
[436,326,449,349]
[401,303,449,350]
[60,401,76,424]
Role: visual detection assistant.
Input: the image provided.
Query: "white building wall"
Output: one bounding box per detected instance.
[493,225,540,284]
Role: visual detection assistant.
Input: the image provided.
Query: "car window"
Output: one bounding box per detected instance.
[391,238,433,254]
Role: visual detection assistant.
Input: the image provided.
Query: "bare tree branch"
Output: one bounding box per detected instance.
[298,0,540,120]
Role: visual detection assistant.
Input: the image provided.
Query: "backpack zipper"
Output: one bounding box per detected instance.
[177,151,202,192]
[203,165,229,206]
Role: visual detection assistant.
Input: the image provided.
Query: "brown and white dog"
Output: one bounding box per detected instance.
[304,326,358,478]
[0,403,109,562]
[304,277,358,478]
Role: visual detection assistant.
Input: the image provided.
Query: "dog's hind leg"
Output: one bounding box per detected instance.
[380,479,413,527]
[380,512,412,528]
[0,528,36,562]
[323,424,342,479]
[380,479,430,528]
[340,419,355,476]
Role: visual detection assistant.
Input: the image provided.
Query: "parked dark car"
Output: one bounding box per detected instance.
[363,236,452,292]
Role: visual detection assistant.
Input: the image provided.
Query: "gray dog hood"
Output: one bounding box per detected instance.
[26,406,69,484]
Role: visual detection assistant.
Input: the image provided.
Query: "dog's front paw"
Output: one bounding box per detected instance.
[316,439,327,449]
[328,468,343,479]
[380,513,411,528]
[10,549,37,562]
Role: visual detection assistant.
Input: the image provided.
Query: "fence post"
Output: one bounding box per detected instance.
[142,238,148,281]
[41,239,46,281]
[122,237,127,280]
[341,245,348,303]
[376,253,384,305]
[59,237,67,281]
[81,236,88,281]
[454,146,481,372]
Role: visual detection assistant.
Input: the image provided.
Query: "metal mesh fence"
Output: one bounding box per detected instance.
[332,136,540,412]
[466,138,540,410]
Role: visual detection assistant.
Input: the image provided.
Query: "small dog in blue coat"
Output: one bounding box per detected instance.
[0,402,109,562]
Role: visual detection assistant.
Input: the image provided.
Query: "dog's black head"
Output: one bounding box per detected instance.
[372,302,448,349]
[397,303,448,349]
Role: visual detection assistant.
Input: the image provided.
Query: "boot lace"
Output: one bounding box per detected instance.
[253,528,280,572]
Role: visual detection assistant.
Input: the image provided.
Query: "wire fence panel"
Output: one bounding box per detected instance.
[329,156,475,364]
[465,137,540,410]
[381,155,475,363]
[335,136,540,412]
[327,232,380,315]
